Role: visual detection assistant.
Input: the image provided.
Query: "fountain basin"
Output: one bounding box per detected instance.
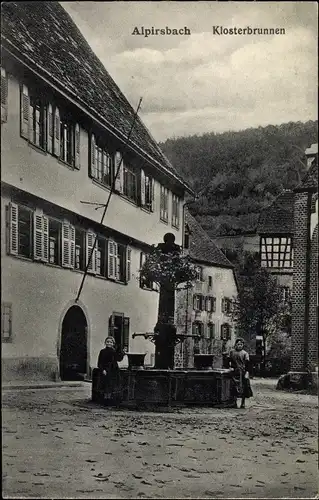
[92,367,236,408]
[194,354,214,370]
[126,352,146,370]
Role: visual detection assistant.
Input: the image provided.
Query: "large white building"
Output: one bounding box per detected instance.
[1,1,193,382]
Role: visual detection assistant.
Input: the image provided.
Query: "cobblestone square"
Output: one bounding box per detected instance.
[2,380,318,499]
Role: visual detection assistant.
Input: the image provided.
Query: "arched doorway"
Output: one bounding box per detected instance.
[60,305,88,381]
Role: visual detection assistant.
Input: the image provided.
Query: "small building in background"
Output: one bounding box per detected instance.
[175,211,238,369]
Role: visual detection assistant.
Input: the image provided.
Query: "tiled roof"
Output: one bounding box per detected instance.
[257,190,294,234]
[1,1,192,191]
[297,158,318,191]
[186,212,234,268]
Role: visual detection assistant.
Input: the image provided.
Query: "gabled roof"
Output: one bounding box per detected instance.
[1,1,192,192]
[186,211,234,268]
[257,190,294,235]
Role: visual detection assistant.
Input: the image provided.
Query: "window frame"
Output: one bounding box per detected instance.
[160,185,169,222]
[48,217,62,266]
[221,323,231,341]
[260,235,293,269]
[1,302,12,343]
[122,161,137,204]
[193,294,204,311]
[207,322,215,340]
[171,193,180,229]
[140,251,154,290]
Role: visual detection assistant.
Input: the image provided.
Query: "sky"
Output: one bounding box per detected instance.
[62,1,318,142]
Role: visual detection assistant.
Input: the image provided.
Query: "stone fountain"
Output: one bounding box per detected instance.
[92,234,235,408]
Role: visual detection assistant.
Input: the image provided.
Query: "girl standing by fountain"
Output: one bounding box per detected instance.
[229,338,253,409]
[98,337,126,404]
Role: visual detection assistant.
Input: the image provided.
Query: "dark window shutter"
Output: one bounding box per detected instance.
[108,314,115,337]
[123,317,130,351]
[200,295,204,310]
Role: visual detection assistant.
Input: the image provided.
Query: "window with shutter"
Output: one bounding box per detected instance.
[172,194,180,228]
[140,169,146,206]
[54,106,61,156]
[20,84,30,139]
[70,225,75,268]
[74,123,80,169]
[123,164,137,202]
[114,152,123,192]
[62,221,75,268]
[48,218,62,265]
[86,231,96,274]
[108,240,116,279]
[60,114,74,166]
[208,323,215,340]
[123,317,130,351]
[1,303,12,343]
[29,94,46,148]
[11,204,32,259]
[47,103,53,154]
[221,323,231,340]
[90,134,97,178]
[1,67,8,123]
[126,247,131,282]
[108,314,115,337]
[160,185,169,222]
[205,296,212,312]
[151,179,155,212]
[33,212,44,261]
[140,252,153,289]
[8,203,18,256]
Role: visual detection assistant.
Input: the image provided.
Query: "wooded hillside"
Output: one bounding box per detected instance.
[160,121,318,236]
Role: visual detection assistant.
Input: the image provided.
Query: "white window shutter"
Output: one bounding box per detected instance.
[9,202,18,255]
[108,240,116,279]
[20,84,30,139]
[42,216,49,262]
[164,189,168,220]
[160,186,164,219]
[47,103,53,154]
[33,211,43,261]
[102,151,108,180]
[70,225,75,268]
[86,231,96,274]
[62,221,71,268]
[114,151,123,192]
[1,67,8,123]
[126,247,131,282]
[140,169,146,206]
[53,106,60,156]
[151,178,155,212]
[90,134,97,178]
[74,123,80,169]
[114,242,119,280]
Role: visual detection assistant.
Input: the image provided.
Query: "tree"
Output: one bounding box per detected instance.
[232,267,288,373]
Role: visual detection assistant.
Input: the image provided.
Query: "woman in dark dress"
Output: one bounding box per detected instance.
[229,338,253,409]
[98,337,126,403]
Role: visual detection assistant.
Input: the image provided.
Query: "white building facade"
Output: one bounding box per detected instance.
[1,1,192,382]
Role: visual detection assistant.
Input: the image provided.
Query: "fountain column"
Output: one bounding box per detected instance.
[153,233,181,369]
